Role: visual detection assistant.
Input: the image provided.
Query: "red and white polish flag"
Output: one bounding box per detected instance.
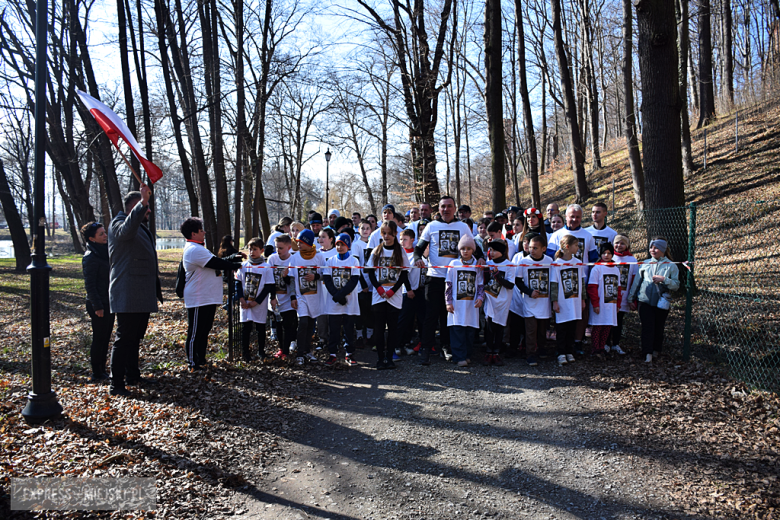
[77,90,163,184]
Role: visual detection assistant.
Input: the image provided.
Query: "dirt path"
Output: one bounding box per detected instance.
[228,350,694,520]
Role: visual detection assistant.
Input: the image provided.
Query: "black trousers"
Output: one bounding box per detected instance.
[421,276,449,361]
[509,311,526,353]
[639,303,670,355]
[358,291,374,334]
[111,312,150,386]
[485,317,504,354]
[296,315,317,354]
[607,311,626,346]
[87,301,114,377]
[373,302,400,362]
[276,309,299,355]
[399,292,426,346]
[186,304,217,368]
[328,314,355,356]
[241,320,267,359]
[556,320,577,356]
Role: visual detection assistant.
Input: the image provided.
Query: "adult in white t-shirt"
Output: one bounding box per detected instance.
[412,196,485,364]
[181,218,242,369]
[546,204,599,263]
[585,203,617,252]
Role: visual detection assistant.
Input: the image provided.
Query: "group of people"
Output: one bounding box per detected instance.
[81,188,681,395]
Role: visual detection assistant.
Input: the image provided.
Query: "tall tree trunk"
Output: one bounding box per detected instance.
[697,0,716,127]
[551,0,590,202]
[636,0,687,260]
[116,0,141,190]
[676,0,695,177]
[485,0,506,211]
[723,0,734,106]
[583,3,602,170]
[234,0,246,242]
[623,0,645,210]
[0,159,32,270]
[515,0,540,208]
[252,0,274,242]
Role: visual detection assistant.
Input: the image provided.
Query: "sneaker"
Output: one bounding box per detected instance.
[494,355,505,367]
[413,342,421,353]
[566,354,576,363]
[612,345,626,355]
[645,354,653,363]
[404,347,416,356]
[325,355,338,366]
[289,340,298,353]
[481,354,492,366]
[274,349,285,358]
[109,386,131,396]
[304,353,318,363]
[527,356,538,367]
[384,359,397,370]
[550,331,557,341]
[585,327,592,338]
[375,360,387,370]
[604,345,611,353]
[457,360,470,367]
[557,354,567,366]
[345,355,357,366]
[442,346,453,362]
[392,352,401,361]
[296,356,305,366]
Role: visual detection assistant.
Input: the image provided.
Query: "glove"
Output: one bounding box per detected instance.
[385,289,395,299]
[376,286,386,297]
[337,297,348,306]
[227,253,243,262]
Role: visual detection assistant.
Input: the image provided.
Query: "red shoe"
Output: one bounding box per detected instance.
[413,342,421,353]
[273,349,286,359]
[493,355,505,366]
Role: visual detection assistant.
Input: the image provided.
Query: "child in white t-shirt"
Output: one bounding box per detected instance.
[322,233,361,366]
[236,238,276,362]
[367,222,410,370]
[352,219,374,348]
[551,234,586,365]
[587,242,622,358]
[267,234,297,359]
[514,235,553,366]
[607,234,637,355]
[285,229,325,365]
[316,228,338,349]
[398,228,425,358]
[445,234,484,367]
[482,240,515,366]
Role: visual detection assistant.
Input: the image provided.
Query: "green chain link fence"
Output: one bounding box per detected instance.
[610,200,780,393]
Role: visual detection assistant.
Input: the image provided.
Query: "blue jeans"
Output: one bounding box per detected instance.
[449,325,475,363]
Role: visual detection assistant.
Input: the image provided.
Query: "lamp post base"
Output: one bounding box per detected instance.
[22,390,63,424]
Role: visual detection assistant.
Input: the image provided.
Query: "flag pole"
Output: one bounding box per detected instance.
[115,144,145,186]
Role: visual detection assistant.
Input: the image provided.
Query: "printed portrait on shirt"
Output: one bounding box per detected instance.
[575,238,585,261]
[272,267,287,294]
[603,274,619,304]
[439,230,460,258]
[244,272,262,301]
[484,269,501,298]
[377,256,399,286]
[618,265,630,289]
[298,267,318,295]
[456,270,477,301]
[560,267,579,299]
[528,268,549,297]
[364,248,373,265]
[418,221,427,237]
[332,267,351,290]
[593,236,608,251]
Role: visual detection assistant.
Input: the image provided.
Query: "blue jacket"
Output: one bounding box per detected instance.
[628,257,680,307]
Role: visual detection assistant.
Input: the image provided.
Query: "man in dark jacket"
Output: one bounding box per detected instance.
[107,185,163,396]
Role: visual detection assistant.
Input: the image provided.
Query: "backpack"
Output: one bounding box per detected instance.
[175,260,187,298]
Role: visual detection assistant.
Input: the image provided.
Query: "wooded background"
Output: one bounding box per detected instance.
[0,0,777,256]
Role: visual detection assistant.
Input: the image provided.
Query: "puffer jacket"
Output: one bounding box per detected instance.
[628,256,680,307]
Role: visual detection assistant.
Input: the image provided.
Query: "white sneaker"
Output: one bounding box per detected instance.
[613,345,626,355]
[566,354,575,363]
[557,354,567,366]
[289,340,297,353]
[645,354,653,363]
[304,353,318,363]
[604,345,611,353]
[295,357,305,366]
[442,347,453,361]
[404,347,416,356]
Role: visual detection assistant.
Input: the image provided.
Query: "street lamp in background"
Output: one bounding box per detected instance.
[324,148,331,215]
[23,0,62,424]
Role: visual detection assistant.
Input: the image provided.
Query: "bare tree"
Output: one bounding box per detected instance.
[514,0,540,208]
[623,0,644,210]
[697,0,717,127]
[676,0,695,177]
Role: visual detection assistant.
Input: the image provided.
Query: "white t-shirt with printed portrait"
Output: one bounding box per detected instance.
[367,248,410,309]
[236,260,273,324]
[322,254,361,316]
[446,258,483,328]
[585,225,618,253]
[516,255,553,319]
[484,258,515,327]
[289,252,325,318]
[588,264,621,327]
[266,253,294,313]
[420,220,475,278]
[552,257,586,324]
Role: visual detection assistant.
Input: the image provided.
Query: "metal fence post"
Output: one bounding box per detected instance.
[683,202,697,361]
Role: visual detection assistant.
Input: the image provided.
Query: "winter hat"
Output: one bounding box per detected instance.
[382,204,396,213]
[458,233,477,251]
[309,212,323,224]
[297,229,316,247]
[650,239,668,253]
[334,216,352,231]
[458,204,471,213]
[487,240,507,255]
[336,233,352,249]
[328,208,340,218]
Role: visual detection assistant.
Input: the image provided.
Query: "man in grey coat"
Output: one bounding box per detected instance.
[108,185,163,396]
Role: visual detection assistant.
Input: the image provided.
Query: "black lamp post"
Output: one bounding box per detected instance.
[22,0,62,424]
[324,148,331,214]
